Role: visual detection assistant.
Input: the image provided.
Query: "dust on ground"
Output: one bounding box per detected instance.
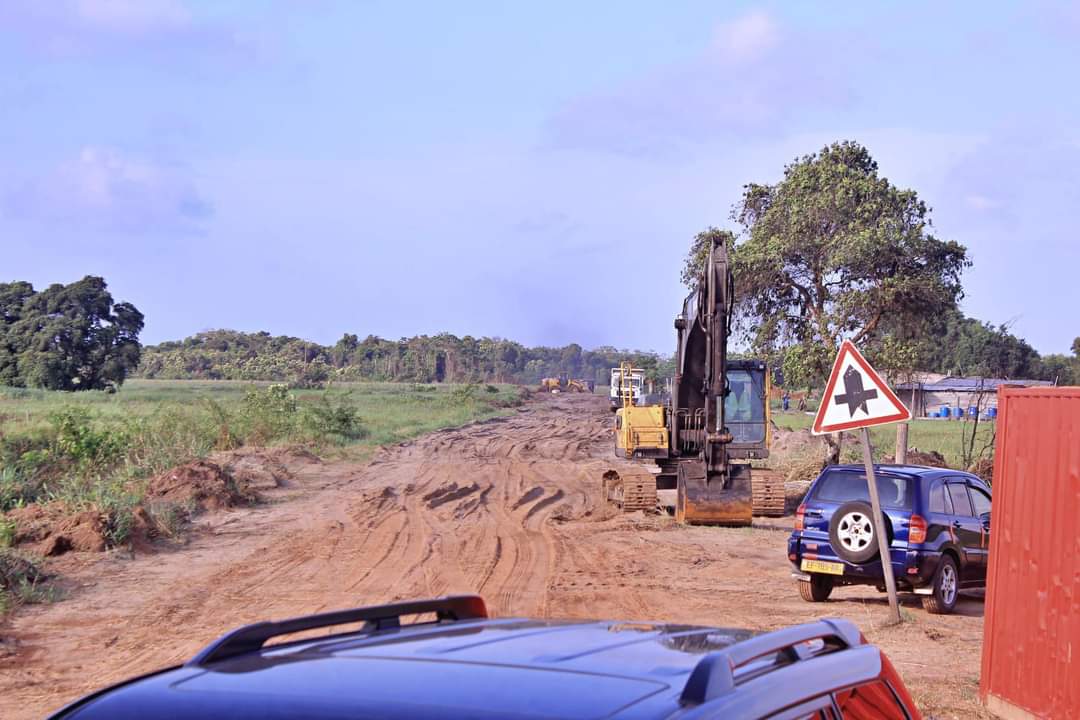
[0,394,988,719]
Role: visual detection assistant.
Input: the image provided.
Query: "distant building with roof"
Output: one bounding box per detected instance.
[893,376,1055,417]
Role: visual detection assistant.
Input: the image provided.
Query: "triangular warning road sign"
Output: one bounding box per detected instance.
[811,340,911,435]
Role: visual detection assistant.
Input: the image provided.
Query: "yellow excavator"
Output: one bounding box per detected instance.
[539,373,590,394]
[605,236,784,524]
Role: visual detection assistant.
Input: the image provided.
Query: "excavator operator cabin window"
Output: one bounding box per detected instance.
[724,369,767,444]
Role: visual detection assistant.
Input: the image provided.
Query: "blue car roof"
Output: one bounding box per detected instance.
[56,618,755,719]
[52,609,881,720]
[824,463,964,479]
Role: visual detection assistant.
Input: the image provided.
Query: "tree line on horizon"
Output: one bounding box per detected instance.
[135,329,672,388]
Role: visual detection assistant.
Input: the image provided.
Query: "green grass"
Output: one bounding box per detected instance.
[772,411,995,468]
[0,380,525,535]
[0,379,522,436]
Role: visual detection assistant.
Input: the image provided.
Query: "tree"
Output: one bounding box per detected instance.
[682,227,736,290]
[1037,354,1076,386]
[4,277,144,390]
[729,141,969,387]
[919,309,1041,379]
[331,333,359,368]
[0,281,36,386]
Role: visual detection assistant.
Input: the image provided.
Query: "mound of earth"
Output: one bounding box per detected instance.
[146,460,256,513]
[887,448,949,468]
[771,426,829,456]
[211,447,316,492]
[784,455,826,483]
[4,505,109,556]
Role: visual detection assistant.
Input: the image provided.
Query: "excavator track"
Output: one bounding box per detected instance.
[750,469,786,517]
[604,466,785,518]
[602,468,658,513]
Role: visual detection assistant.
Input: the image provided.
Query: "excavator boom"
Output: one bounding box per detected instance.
[668,238,754,523]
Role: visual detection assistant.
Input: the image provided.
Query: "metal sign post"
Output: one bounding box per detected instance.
[860,427,901,624]
[812,341,912,625]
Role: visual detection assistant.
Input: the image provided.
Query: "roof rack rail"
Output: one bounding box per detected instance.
[680,618,861,707]
[186,594,488,667]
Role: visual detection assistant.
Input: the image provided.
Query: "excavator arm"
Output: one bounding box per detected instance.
[669,237,759,524]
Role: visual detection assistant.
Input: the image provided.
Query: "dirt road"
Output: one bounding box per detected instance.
[0,394,987,718]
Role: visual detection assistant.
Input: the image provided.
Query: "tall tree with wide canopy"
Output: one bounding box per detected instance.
[5,276,144,390]
[728,141,969,387]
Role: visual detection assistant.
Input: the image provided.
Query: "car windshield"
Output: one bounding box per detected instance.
[813,470,914,510]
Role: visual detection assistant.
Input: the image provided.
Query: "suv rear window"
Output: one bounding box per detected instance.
[812,470,914,510]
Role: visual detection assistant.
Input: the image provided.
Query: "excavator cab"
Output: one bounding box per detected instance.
[724,359,770,459]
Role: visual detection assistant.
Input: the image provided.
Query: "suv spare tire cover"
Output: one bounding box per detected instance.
[829,501,893,564]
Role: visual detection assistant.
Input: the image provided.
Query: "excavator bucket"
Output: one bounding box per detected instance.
[675,463,752,526]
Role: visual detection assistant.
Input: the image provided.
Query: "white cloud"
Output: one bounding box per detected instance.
[6,146,212,234]
[74,0,192,35]
[713,10,779,63]
[0,0,252,63]
[543,8,855,157]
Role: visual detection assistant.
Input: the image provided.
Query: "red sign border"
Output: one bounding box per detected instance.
[811,340,912,435]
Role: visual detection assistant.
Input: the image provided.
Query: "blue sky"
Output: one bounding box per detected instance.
[2,1,1078,355]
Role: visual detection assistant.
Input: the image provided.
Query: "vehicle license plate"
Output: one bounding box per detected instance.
[801,559,844,575]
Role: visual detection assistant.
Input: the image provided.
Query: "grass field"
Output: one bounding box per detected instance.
[0,379,523,446]
[772,410,995,468]
[0,379,524,537]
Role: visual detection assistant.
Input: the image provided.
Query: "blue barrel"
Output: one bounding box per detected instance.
[987,406,998,419]
[952,407,964,419]
[967,407,978,419]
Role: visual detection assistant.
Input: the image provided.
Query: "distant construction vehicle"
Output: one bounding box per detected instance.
[539,373,590,394]
[604,236,784,524]
[608,366,644,410]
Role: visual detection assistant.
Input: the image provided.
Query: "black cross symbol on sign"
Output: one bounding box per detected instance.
[834,366,878,417]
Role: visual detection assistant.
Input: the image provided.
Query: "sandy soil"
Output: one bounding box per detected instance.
[0,394,988,718]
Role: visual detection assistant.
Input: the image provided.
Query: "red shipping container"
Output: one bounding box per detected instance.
[981,386,1080,719]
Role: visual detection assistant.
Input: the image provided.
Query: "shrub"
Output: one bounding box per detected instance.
[445,383,479,406]
[241,384,298,444]
[289,362,330,390]
[50,406,129,471]
[203,398,241,451]
[303,392,368,444]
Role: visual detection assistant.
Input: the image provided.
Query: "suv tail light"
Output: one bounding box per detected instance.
[908,514,927,545]
[794,503,806,531]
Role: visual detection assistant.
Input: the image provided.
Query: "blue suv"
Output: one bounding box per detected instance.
[49,595,923,718]
[788,464,992,614]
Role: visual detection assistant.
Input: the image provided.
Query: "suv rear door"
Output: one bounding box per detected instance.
[925,479,955,547]
[965,480,992,581]
[945,479,984,585]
